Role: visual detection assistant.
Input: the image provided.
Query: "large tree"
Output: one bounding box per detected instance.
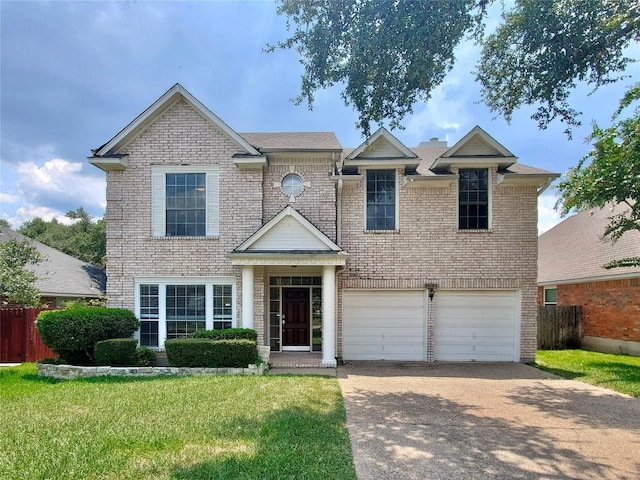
[19,208,106,269]
[556,83,640,268]
[0,238,43,307]
[269,0,639,137]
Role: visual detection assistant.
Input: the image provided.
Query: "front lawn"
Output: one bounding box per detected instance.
[0,364,356,480]
[535,349,640,397]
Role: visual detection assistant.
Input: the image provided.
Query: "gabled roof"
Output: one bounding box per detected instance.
[233,206,341,252]
[432,125,517,170]
[538,203,640,284]
[343,127,419,168]
[90,83,262,171]
[0,227,106,298]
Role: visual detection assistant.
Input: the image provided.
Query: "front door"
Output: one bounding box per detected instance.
[282,288,310,349]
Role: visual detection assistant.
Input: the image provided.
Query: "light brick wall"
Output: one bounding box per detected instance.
[262,160,336,241]
[105,99,264,341]
[339,167,539,361]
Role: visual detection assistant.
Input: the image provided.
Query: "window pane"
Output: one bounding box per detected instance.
[140,284,159,319]
[544,288,558,304]
[366,170,396,230]
[459,169,489,230]
[140,321,159,347]
[166,173,206,237]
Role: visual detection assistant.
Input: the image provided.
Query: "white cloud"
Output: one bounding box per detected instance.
[6,205,75,229]
[538,191,564,234]
[16,158,106,211]
[0,192,20,204]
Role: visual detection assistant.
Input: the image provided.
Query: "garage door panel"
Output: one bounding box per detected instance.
[343,290,425,361]
[435,290,518,362]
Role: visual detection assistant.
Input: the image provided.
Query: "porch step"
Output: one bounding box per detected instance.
[269,352,324,368]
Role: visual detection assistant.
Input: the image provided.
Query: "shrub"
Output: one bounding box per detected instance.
[95,338,137,366]
[165,338,258,368]
[36,307,139,365]
[190,328,258,341]
[135,346,157,367]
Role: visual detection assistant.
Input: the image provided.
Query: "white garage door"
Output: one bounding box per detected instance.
[342,290,425,360]
[434,290,519,362]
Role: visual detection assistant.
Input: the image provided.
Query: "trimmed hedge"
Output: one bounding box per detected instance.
[95,338,137,366]
[135,346,157,367]
[165,338,258,368]
[36,307,139,365]
[190,328,257,341]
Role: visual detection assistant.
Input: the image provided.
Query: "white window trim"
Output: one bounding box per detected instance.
[134,276,236,348]
[151,165,220,238]
[363,168,399,232]
[456,167,493,231]
[543,286,558,305]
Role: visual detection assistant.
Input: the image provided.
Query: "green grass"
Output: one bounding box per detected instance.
[535,350,640,397]
[0,364,356,480]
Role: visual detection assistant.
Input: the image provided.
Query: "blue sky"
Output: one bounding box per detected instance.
[1,1,638,232]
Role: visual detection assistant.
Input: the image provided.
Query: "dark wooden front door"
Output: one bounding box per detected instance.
[282,288,310,347]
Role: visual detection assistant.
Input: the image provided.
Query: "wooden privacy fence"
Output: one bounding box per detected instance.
[0,308,56,363]
[538,306,581,350]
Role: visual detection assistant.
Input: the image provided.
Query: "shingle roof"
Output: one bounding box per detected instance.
[240,132,342,151]
[538,204,640,284]
[0,227,106,297]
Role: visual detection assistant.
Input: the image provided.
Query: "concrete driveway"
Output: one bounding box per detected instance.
[338,362,640,480]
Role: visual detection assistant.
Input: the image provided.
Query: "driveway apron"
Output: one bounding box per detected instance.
[338,362,640,480]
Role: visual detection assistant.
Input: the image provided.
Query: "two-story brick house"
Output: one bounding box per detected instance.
[90,84,557,366]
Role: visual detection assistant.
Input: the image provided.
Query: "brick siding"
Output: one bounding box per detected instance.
[537,279,640,343]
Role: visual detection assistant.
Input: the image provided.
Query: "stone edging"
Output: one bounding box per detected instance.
[38,346,272,380]
[37,362,267,380]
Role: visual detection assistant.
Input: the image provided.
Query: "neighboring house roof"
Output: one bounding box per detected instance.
[240,132,342,152]
[0,227,106,298]
[538,204,640,285]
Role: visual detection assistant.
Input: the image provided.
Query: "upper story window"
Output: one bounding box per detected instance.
[166,173,206,236]
[151,166,219,237]
[366,169,396,231]
[459,168,489,230]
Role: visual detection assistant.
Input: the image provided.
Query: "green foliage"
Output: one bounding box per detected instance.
[556,83,640,267]
[0,238,43,306]
[94,338,137,366]
[62,297,107,309]
[135,346,157,367]
[19,207,106,269]
[268,0,487,137]
[190,328,258,341]
[477,0,639,137]
[270,0,639,137]
[36,307,139,364]
[165,338,258,368]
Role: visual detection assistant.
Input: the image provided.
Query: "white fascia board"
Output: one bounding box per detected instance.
[227,251,349,266]
[88,156,128,172]
[94,84,261,157]
[538,271,640,286]
[442,125,516,158]
[497,173,560,194]
[346,127,417,160]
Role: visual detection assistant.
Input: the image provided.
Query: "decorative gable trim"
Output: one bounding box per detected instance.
[344,127,419,169]
[234,206,341,252]
[90,83,263,160]
[432,125,517,171]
